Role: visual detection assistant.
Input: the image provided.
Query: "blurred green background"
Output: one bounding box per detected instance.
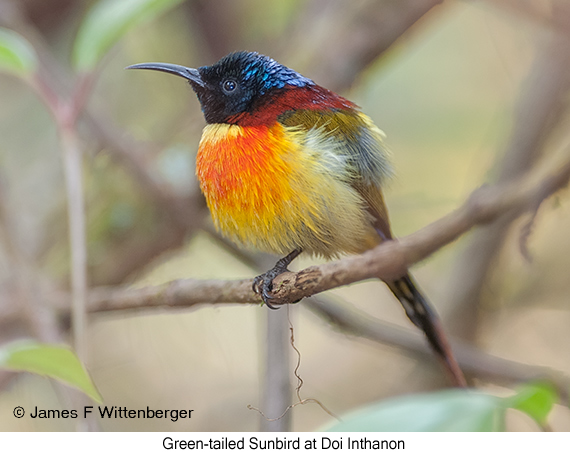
[0,0,569,431]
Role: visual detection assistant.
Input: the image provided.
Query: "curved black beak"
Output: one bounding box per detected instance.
[126,62,204,87]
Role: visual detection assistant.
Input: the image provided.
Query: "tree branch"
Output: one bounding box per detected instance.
[53,156,568,400]
[303,297,569,399]
[57,151,570,315]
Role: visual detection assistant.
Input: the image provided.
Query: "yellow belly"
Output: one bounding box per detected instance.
[196,122,379,257]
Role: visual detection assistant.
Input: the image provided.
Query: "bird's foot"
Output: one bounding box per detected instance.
[252,268,287,309]
[252,249,302,309]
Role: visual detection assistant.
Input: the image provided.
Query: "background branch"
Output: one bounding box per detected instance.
[304,297,569,400]
[285,0,445,91]
[445,9,570,342]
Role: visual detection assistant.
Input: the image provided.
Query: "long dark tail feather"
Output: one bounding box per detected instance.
[386,274,467,387]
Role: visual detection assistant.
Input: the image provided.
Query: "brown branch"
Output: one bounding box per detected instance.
[58,153,569,399]
[62,152,570,315]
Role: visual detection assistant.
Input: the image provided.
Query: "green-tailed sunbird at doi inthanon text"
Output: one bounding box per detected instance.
[128,51,466,386]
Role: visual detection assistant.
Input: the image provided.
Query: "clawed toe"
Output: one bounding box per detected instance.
[252,274,279,309]
[252,249,303,309]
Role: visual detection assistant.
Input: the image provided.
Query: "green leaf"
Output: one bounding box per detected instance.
[72,0,184,71]
[0,341,102,403]
[0,27,37,77]
[325,390,503,432]
[506,382,557,426]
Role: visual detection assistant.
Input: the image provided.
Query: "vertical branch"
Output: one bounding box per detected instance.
[204,236,294,431]
[29,62,94,430]
[60,110,94,432]
[261,308,292,432]
[32,68,92,364]
[60,125,88,363]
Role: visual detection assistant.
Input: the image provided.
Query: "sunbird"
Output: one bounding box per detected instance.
[129,51,465,386]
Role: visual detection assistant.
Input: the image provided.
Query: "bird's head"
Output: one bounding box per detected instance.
[128,51,314,124]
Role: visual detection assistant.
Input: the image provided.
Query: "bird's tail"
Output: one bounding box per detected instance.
[386,274,466,387]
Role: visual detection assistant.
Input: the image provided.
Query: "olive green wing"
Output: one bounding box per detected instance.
[278,108,394,239]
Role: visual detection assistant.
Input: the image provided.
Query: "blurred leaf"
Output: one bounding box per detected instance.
[325,390,503,432]
[0,27,37,77]
[0,341,102,403]
[325,385,558,432]
[507,382,557,426]
[72,0,184,71]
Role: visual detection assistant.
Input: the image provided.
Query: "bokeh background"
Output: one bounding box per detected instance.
[0,0,569,431]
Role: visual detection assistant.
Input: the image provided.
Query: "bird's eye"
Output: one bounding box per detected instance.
[222,79,237,94]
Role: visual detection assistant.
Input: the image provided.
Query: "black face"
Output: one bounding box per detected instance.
[194,51,314,123]
[128,51,313,124]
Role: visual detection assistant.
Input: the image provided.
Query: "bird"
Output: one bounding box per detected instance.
[128,51,466,386]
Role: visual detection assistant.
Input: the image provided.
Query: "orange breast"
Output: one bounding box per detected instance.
[196,123,299,251]
[196,121,380,257]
